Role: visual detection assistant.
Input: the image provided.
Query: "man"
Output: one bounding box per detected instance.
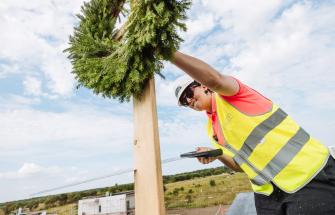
[171,51,335,215]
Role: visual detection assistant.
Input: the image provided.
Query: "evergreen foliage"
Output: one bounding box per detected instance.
[65,0,191,102]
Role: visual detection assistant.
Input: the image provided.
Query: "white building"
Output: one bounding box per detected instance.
[78,191,135,215]
[14,208,47,215]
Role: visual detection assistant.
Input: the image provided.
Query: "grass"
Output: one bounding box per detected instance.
[46,203,77,215]
[1,172,251,214]
[164,172,251,208]
[46,173,252,212]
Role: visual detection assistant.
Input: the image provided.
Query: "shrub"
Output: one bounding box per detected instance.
[172,188,179,196]
[185,194,192,204]
[210,179,216,187]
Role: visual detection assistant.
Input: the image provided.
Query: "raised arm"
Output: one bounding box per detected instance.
[172,51,239,96]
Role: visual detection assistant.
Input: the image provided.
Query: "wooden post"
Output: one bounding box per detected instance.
[133,78,166,215]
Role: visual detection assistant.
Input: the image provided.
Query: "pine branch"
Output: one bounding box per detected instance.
[65,0,191,102]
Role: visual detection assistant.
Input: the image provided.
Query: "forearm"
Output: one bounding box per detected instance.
[171,51,239,96]
[171,51,222,90]
[217,154,243,172]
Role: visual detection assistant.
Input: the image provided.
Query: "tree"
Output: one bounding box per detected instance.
[25,201,38,210]
[58,194,68,205]
[210,179,216,187]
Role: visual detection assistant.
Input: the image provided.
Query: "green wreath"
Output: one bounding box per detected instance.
[65,0,191,102]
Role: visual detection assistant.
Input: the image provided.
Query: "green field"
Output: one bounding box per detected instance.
[44,173,251,214]
[0,168,252,214]
[165,172,251,208]
[46,203,77,215]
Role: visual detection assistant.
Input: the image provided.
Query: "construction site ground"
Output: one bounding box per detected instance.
[167,205,229,215]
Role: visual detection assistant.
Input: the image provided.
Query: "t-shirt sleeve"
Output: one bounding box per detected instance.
[219,77,272,115]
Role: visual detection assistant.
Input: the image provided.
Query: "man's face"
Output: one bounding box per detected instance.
[180,85,212,111]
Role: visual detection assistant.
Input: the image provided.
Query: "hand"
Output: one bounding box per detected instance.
[196,147,218,164]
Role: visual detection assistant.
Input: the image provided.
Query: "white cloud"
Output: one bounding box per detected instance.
[201,0,283,39]
[0,162,109,201]
[155,76,177,107]
[23,76,42,96]
[0,95,41,110]
[40,52,75,97]
[0,106,133,151]
[159,119,208,148]
[0,99,134,201]
[175,1,335,112]
[226,2,335,109]
[0,0,84,96]
[184,14,216,40]
[0,163,62,179]
[0,63,20,78]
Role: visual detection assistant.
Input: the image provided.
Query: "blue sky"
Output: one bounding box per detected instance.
[0,0,335,202]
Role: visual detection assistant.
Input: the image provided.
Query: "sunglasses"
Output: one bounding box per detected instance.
[179,82,200,106]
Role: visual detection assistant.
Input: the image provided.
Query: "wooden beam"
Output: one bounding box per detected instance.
[113,0,132,41]
[113,23,126,41]
[133,78,166,215]
[113,2,166,212]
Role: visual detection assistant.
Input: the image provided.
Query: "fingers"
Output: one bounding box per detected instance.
[196,146,213,152]
[196,146,216,164]
[202,157,211,164]
[197,156,215,164]
[197,157,205,164]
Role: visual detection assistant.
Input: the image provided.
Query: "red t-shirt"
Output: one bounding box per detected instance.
[207,78,272,145]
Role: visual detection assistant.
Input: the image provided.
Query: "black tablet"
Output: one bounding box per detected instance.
[180,149,223,158]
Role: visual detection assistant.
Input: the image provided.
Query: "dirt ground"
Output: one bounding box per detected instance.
[167,205,230,215]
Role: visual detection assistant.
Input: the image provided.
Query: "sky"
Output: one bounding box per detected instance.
[0,0,334,203]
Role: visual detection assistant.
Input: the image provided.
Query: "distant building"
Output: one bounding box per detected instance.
[14,208,48,215]
[78,191,135,215]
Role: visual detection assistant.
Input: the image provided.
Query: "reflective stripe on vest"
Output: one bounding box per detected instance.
[229,114,311,184]
[232,153,268,186]
[208,93,329,194]
[239,108,288,157]
[259,128,310,180]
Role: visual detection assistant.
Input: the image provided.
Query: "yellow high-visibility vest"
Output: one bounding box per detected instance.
[207,93,329,195]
